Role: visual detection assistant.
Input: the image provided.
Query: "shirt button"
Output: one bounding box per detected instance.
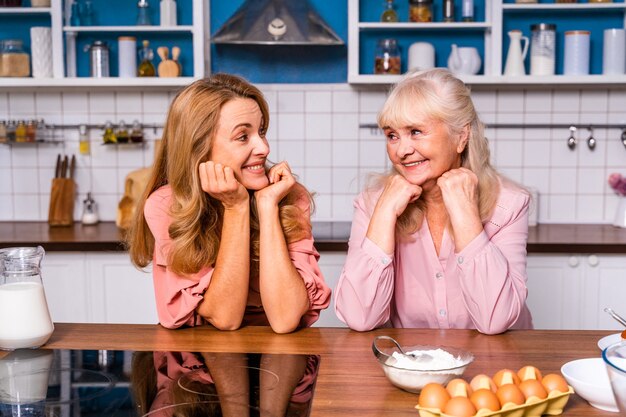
[439,309,447,317]
[381,258,389,265]
[435,272,443,280]
[457,256,464,265]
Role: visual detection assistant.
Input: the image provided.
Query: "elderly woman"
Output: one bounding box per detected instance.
[335,69,533,334]
[128,74,330,334]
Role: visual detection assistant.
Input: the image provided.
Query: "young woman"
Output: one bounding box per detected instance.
[335,69,533,334]
[128,74,330,334]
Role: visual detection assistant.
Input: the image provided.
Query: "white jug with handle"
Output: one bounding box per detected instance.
[447,44,481,75]
[504,30,529,76]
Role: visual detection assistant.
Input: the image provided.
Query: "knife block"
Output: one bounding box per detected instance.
[48,178,76,226]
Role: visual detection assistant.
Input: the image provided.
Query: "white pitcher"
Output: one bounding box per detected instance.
[447,44,481,75]
[504,30,529,76]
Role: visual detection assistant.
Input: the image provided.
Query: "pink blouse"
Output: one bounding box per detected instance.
[144,185,331,329]
[335,180,533,334]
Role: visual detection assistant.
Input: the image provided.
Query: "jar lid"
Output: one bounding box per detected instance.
[118,36,137,41]
[531,23,556,31]
[565,30,590,35]
[410,0,432,3]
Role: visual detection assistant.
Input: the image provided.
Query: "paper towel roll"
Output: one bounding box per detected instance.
[30,27,53,78]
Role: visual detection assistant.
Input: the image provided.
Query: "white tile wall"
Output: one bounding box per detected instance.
[1,85,625,224]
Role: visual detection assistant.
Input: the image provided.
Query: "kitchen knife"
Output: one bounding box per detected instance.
[69,155,76,179]
[60,155,68,179]
[54,154,61,178]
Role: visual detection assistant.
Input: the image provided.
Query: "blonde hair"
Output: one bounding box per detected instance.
[128,74,312,275]
[375,68,500,236]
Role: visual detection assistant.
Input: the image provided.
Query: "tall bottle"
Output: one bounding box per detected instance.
[462,0,474,22]
[443,0,454,22]
[160,0,177,26]
[79,124,90,155]
[380,0,398,22]
[138,40,156,77]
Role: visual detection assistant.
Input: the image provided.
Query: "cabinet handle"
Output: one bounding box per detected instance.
[587,255,599,267]
[568,256,579,267]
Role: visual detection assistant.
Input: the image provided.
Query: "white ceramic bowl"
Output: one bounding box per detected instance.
[603,340,626,413]
[561,357,618,412]
[598,333,622,351]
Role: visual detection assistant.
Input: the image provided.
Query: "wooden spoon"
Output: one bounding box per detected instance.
[157,46,179,78]
[171,46,182,76]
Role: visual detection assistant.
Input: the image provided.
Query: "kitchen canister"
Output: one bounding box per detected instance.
[530,23,556,75]
[30,27,53,78]
[84,40,110,77]
[118,36,137,78]
[408,42,435,71]
[563,30,590,75]
[603,28,626,75]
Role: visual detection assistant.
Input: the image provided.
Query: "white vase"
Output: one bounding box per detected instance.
[614,197,626,228]
[30,27,53,78]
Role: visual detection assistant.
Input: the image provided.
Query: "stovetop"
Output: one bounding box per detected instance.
[0,349,319,417]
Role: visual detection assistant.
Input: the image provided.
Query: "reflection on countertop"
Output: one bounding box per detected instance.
[1,221,626,253]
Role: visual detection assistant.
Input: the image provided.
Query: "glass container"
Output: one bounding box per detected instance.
[137,0,152,26]
[375,38,401,75]
[102,121,117,144]
[443,0,454,22]
[138,40,156,77]
[130,120,144,143]
[0,121,6,143]
[81,192,99,225]
[116,120,129,143]
[0,40,30,77]
[530,23,556,75]
[0,246,54,351]
[409,0,432,22]
[381,0,398,22]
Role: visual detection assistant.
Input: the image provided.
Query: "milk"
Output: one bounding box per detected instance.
[0,282,54,350]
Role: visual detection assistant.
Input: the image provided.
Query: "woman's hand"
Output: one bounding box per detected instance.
[437,167,480,220]
[376,174,423,219]
[254,161,296,209]
[199,161,249,210]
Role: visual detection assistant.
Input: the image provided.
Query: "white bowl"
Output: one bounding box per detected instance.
[598,333,622,351]
[561,357,619,412]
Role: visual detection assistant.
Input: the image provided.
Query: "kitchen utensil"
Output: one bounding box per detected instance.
[602,340,626,413]
[447,44,481,75]
[605,307,626,327]
[0,246,54,350]
[373,335,423,361]
[48,154,75,226]
[54,153,61,178]
[567,125,577,150]
[504,30,529,76]
[157,46,179,77]
[171,46,182,74]
[587,126,596,150]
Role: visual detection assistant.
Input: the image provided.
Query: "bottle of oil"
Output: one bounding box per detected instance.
[15,120,27,142]
[138,40,156,77]
[102,121,117,144]
[381,0,398,22]
[130,120,144,143]
[79,124,90,155]
[116,120,129,143]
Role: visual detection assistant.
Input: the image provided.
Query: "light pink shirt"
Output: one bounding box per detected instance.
[335,180,533,334]
[144,185,331,329]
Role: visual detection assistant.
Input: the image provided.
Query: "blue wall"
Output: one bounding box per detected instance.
[210,1,348,83]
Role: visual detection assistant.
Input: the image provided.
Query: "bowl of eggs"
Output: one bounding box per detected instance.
[372,336,474,393]
[415,365,573,417]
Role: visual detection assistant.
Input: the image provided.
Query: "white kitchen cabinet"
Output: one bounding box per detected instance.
[43,252,157,324]
[314,251,348,327]
[348,0,626,85]
[527,254,626,330]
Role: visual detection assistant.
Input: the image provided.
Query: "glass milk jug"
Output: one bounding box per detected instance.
[0,247,54,350]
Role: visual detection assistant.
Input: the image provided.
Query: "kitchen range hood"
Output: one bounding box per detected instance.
[212,0,344,46]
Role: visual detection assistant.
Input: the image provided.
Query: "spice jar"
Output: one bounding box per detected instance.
[530,23,556,76]
[375,38,401,75]
[0,40,30,77]
[409,0,432,23]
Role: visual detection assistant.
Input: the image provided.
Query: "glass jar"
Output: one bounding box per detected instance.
[375,39,401,75]
[0,40,30,77]
[0,246,54,350]
[530,23,556,76]
[555,0,576,3]
[409,0,432,23]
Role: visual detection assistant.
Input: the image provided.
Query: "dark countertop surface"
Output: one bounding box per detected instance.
[1,221,626,253]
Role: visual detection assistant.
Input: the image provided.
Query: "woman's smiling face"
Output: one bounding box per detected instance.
[209,97,270,191]
[383,112,466,192]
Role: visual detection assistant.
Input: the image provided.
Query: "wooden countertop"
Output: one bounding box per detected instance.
[2,221,626,253]
[17,323,617,417]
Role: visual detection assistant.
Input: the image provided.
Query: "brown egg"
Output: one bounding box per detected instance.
[470,388,501,411]
[496,383,525,406]
[493,369,521,387]
[418,383,450,410]
[470,374,497,392]
[443,396,477,417]
[518,379,548,400]
[518,365,543,382]
[541,373,569,394]
[446,378,473,397]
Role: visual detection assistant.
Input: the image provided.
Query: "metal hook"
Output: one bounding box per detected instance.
[567,126,577,150]
[586,126,596,151]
